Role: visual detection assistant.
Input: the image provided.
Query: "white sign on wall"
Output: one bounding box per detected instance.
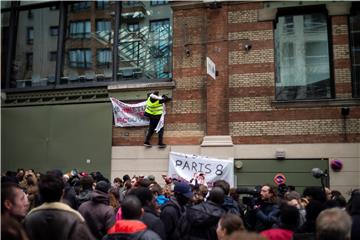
[168,151,234,187]
[206,57,216,80]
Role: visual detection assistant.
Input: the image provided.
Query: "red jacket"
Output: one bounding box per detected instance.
[261,228,294,240]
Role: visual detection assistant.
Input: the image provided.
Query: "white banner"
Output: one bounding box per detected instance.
[110,97,149,127]
[169,152,234,187]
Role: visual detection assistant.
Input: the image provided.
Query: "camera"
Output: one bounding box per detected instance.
[236,186,261,207]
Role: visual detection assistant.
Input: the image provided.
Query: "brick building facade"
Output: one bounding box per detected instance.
[112,1,359,196]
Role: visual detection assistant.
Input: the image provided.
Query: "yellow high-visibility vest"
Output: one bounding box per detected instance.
[145,97,163,115]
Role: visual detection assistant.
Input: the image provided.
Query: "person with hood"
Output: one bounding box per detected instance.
[213,180,242,215]
[178,187,225,240]
[77,175,94,206]
[103,195,161,240]
[143,91,171,148]
[78,180,115,240]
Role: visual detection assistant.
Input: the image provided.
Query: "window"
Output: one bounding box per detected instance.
[97,48,112,66]
[350,6,360,98]
[96,19,111,41]
[49,26,59,36]
[26,52,33,70]
[68,49,92,68]
[96,0,110,9]
[49,51,57,61]
[27,27,34,44]
[69,21,91,39]
[149,19,171,78]
[275,12,331,101]
[150,1,167,6]
[71,2,91,12]
[127,23,140,32]
[123,1,141,7]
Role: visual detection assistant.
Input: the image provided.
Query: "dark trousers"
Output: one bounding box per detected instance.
[145,115,164,145]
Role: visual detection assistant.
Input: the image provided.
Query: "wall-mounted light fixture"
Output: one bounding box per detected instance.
[244,39,252,53]
[185,47,191,57]
[234,160,243,169]
[341,106,350,116]
[275,149,286,160]
[206,0,222,9]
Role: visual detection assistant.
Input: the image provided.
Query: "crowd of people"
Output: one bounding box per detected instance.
[2,168,360,240]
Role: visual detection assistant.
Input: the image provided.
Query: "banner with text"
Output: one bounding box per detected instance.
[110,97,149,127]
[169,151,234,187]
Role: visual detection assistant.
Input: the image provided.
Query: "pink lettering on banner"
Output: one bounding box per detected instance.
[122,108,132,113]
[116,117,128,123]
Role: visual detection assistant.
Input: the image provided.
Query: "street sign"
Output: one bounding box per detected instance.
[206,57,216,80]
[273,173,286,186]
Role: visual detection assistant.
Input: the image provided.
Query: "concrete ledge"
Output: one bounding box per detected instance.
[326,2,351,16]
[201,135,233,147]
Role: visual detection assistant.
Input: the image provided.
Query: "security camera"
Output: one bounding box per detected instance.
[185,48,191,57]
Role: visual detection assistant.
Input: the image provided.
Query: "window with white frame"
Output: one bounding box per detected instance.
[350,5,360,98]
[275,11,332,101]
[97,48,112,66]
[69,21,91,39]
[68,49,92,68]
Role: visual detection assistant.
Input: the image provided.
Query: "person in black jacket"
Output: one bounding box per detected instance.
[251,184,280,232]
[130,187,166,240]
[78,181,115,239]
[213,180,241,215]
[103,195,161,240]
[178,187,225,240]
[160,181,193,240]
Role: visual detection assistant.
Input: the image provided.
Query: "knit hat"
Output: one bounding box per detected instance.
[95,180,111,193]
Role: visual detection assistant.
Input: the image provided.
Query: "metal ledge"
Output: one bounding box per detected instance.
[272,98,360,108]
[108,81,175,92]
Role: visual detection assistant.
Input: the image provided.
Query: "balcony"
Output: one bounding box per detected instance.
[121,1,146,23]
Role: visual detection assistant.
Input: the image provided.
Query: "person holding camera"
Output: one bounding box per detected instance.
[144,91,171,148]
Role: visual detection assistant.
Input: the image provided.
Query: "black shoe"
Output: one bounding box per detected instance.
[144,143,152,147]
[158,144,166,148]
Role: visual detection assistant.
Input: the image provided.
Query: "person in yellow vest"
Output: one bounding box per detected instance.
[144,91,171,148]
